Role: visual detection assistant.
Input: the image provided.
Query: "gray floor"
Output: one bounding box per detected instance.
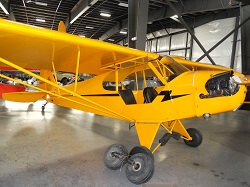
[0,99,249,187]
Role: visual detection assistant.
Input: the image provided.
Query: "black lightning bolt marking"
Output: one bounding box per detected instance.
[159,90,189,102]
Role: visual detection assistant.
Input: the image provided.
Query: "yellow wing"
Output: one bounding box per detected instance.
[0,19,159,75]
[172,56,232,72]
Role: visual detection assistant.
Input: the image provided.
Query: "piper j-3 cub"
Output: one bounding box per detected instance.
[0,19,249,185]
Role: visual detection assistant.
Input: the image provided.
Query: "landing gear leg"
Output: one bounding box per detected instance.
[103,144,155,185]
[41,102,48,111]
[183,128,203,147]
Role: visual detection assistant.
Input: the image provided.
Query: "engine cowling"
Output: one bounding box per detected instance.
[200,71,239,98]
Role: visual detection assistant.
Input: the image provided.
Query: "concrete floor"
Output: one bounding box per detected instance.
[0,99,249,187]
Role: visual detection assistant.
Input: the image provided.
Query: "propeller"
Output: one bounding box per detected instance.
[232,75,250,86]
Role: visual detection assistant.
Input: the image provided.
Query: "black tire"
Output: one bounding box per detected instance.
[61,77,68,85]
[103,144,128,170]
[184,128,203,147]
[125,153,154,185]
[129,146,154,161]
[41,106,45,111]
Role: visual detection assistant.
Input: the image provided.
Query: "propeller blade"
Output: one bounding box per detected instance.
[232,75,250,86]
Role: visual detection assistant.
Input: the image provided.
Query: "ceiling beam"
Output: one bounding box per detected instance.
[65,0,98,29]
[0,0,15,21]
[99,0,240,41]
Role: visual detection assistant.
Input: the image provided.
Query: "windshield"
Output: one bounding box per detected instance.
[164,56,190,74]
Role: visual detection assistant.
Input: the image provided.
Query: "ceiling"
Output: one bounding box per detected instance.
[0,0,242,44]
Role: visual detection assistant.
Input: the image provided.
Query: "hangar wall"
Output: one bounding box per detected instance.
[144,17,242,72]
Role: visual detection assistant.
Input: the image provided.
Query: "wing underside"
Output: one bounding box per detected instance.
[0,19,159,75]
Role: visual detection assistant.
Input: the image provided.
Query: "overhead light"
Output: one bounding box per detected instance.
[170,15,181,23]
[131,37,137,41]
[0,2,9,15]
[119,30,127,34]
[85,26,94,29]
[170,15,178,19]
[22,0,26,7]
[118,2,128,7]
[70,6,90,24]
[36,18,45,22]
[79,34,85,38]
[69,0,98,25]
[100,13,111,17]
[35,1,47,6]
[108,39,114,42]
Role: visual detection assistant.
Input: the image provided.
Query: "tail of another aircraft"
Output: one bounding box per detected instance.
[2,69,56,102]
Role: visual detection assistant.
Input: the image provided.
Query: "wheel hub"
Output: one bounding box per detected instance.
[132,162,141,172]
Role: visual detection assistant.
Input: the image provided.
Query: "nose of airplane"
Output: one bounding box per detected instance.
[194,71,247,117]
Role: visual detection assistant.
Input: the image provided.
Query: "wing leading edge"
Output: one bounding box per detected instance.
[0,19,159,75]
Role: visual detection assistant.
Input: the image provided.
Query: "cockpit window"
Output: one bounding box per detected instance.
[164,56,190,74]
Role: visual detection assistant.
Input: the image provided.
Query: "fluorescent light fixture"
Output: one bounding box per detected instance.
[100,13,111,17]
[79,34,85,38]
[119,30,127,34]
[69,0,98,25]
[0,2,9,15]
[131,37,137,41]
[118,2,128,7]
[36,18,45,22]
[85,26,94,29]
[35,1,47,6]
[170,15,178,19]
[170,15,181,23]
[70,6,90,24]
[108,39,114,42]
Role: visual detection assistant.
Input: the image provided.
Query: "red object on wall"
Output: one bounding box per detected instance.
[0,83,25,99]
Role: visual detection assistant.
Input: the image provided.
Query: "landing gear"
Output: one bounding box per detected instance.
[184,128,203,147]
[103,145,154,185]
[103,144,128,170]
[103,121,203,185]
[125,153,154,185]
[129,146,154,161]
[41,102,48,111]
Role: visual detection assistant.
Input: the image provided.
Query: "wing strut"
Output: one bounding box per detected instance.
[0,57,134,122]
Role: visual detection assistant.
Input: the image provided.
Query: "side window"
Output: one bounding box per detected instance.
[124,69,164,91]
[103,71,122,91]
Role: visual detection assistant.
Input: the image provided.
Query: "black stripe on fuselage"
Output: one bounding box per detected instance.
[159,90,189,102]
[81,94,120,97]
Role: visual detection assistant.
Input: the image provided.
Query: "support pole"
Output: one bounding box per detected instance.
[241,5,250,74]
[128,0,149,50]
[230,16,240,69]
[189,30,194,60]
[165,0,216,65]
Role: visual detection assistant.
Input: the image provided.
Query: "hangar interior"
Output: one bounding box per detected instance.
[0,0,250,186]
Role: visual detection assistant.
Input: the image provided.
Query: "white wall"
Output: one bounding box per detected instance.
[144,17,242,72]
[192,17,241,72]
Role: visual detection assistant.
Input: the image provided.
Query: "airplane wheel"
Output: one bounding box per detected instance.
[129,146,154,161]
[41,106,45,111]
[125,153,154,185]
[184,128,203,147]
[103,144,128,170]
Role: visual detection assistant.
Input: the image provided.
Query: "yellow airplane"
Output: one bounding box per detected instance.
[0,19,249,185]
